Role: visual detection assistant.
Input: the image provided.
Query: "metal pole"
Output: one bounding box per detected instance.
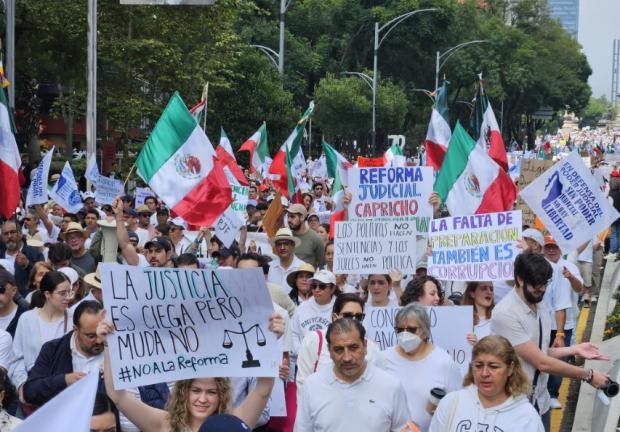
[87,0,97,172]
[435,50,440,93]
[372,22,378,155]
[278,0,285,74]
[6,0,14,108]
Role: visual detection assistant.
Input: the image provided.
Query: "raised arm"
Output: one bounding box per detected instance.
[97,319,168,432]
[113,197,139,266]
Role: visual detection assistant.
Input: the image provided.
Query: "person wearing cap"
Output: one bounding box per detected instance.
[61,222,97,274]
[295,318,409,432]
[307,211,321,233]
[492,252,608,429]
[287,203,324,268]
[541,235,583,410]
[123,208,150,247]
[156,207,170,226]
[285,269,338,357]
[0,219,45,297]
[199,414,251,432]
[113,197,166,268]
[169,217,192,256]
[136,204,156,239]
[267,228,306,293]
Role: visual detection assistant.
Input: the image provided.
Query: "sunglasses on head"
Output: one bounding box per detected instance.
[394,326,418,334]
[340,312,365,321]
[310,282,332,291]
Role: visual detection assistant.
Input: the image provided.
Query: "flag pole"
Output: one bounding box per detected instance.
[124,163,136,191]
[202,82,209,132]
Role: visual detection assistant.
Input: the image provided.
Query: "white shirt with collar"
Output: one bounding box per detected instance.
[491,288,551,415]
[70,332,104,374]
[267,255,306,293]
[295,363,409,432]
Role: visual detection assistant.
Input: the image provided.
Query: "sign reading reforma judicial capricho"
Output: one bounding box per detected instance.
[101,264,280,390]
[427,211,522,281]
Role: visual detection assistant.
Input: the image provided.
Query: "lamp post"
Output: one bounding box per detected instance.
[248,44,280,70]
[346,8,438,155]
[410,88,435,104]
[435,40,488,92]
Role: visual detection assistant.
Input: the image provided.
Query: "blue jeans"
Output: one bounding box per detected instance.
[547,328,574,398]
[610,224,620,253]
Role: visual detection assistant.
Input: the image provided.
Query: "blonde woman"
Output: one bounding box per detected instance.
[429,336,544,432]
[97,314,284,432]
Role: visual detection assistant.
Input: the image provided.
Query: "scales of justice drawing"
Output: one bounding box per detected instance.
[223,322,267,368]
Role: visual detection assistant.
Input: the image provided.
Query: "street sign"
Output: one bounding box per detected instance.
[532,106,554,120]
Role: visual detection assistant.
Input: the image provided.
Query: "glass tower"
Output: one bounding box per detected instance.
[547,0,579,38]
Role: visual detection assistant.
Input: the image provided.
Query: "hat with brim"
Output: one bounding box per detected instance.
[26,238,45,248]
[83,265,102,290]
[60,222,89,240]
[522,228,544,248]
[58,266,79,286]
[269,228,301,247]
[144,236,172,252]
[310,269,336,285]
[286,262,317,288]
[301,190,313,200]
[543,235,558,247]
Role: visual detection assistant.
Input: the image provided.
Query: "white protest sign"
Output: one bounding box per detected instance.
[135,187,153,208]
[95,175,125,205]
[49,161,83,213]
[428,211,522,282]
[242,232,276,260]
[215,168,250,247]
[101,264,280,390]
[520,151,620,253]
[363,305,472,376]
[347,166,433,233]
[333,220,418,274]
[26,147,54,208]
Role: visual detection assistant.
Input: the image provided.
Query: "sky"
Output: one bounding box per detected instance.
[578,0,620,100]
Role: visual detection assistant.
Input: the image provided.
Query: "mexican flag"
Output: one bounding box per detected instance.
[217,128,248,185]
[189,83,208,127]
[471,78,508,171]
[136,92,232,227]
[269,102,314,197]
[434,121,517,216]
[384,142,405,167]
[322,140,351,194]
[239,122,269,175]
[0,85,20,219]
[424,81,452,171]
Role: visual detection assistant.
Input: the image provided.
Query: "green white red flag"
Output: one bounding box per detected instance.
[0,85,20,219]
[434,121,517,215]
[136,92,232,227]
[239,122,270,176]
[424,81,452,171]
[217,128,248,185]
[471,76,508,171]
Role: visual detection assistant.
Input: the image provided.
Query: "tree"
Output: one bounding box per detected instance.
[579,96,610,128]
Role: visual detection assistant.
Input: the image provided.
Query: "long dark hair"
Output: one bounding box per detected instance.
[92,393,121,432]
[35,271,69,307]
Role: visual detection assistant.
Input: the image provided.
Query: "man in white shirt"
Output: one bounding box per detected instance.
[169,217,192,256]
[295,318,409,432]
[267,228,306,293]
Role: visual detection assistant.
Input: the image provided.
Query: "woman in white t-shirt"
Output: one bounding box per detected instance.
[367,274,399,307]
[429,335,544,432]
[400,275,442,306]
[384,303,462,432]
[13,271,72,377]
[462,281,495,341]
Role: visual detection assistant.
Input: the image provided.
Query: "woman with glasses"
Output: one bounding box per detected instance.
[13,271,72,411]
[295,293,385,399]
[462,281,495,340]
[285,270,340,357]
[429,336,544,432]
[384,303,462,431]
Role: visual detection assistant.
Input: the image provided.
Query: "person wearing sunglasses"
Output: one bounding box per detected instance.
[383,303,463,431]
[296,293,386,399]
[285,270,340,359]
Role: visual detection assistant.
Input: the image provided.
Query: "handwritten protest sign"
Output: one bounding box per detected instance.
[135,187,153,208]
[333,220,418,273]
[363,305,472,376]
[515,159,554,227]
[427,211,522,281]
[214,169,250,247]
[101,264,280,389]
[95,175,125,205]
[520,152,620,253]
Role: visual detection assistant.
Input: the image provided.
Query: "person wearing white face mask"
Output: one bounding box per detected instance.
[383,303,462,432]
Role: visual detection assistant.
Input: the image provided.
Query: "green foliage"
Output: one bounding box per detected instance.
[579,96,612,128]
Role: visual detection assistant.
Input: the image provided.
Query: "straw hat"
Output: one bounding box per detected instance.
[268,228,301,247]
[83,264,102,290]
[286,263,316,288]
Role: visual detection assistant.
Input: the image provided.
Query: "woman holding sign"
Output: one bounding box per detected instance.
[429,336,544,432]
[97,315,285,432]
[383,303,462,431]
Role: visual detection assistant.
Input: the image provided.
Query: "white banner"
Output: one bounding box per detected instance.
[363,305,472,376]
[428,211,522,281]
[101,264,280,389]
[95,175,125,205]
[135,187,154,208]
[243,232,276,260]
[49,161,83,213]
[26,147,54,208]
[333,220,418,274]
[85,155,100,185]
[520,151,620,253]
[215,168,250,247]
